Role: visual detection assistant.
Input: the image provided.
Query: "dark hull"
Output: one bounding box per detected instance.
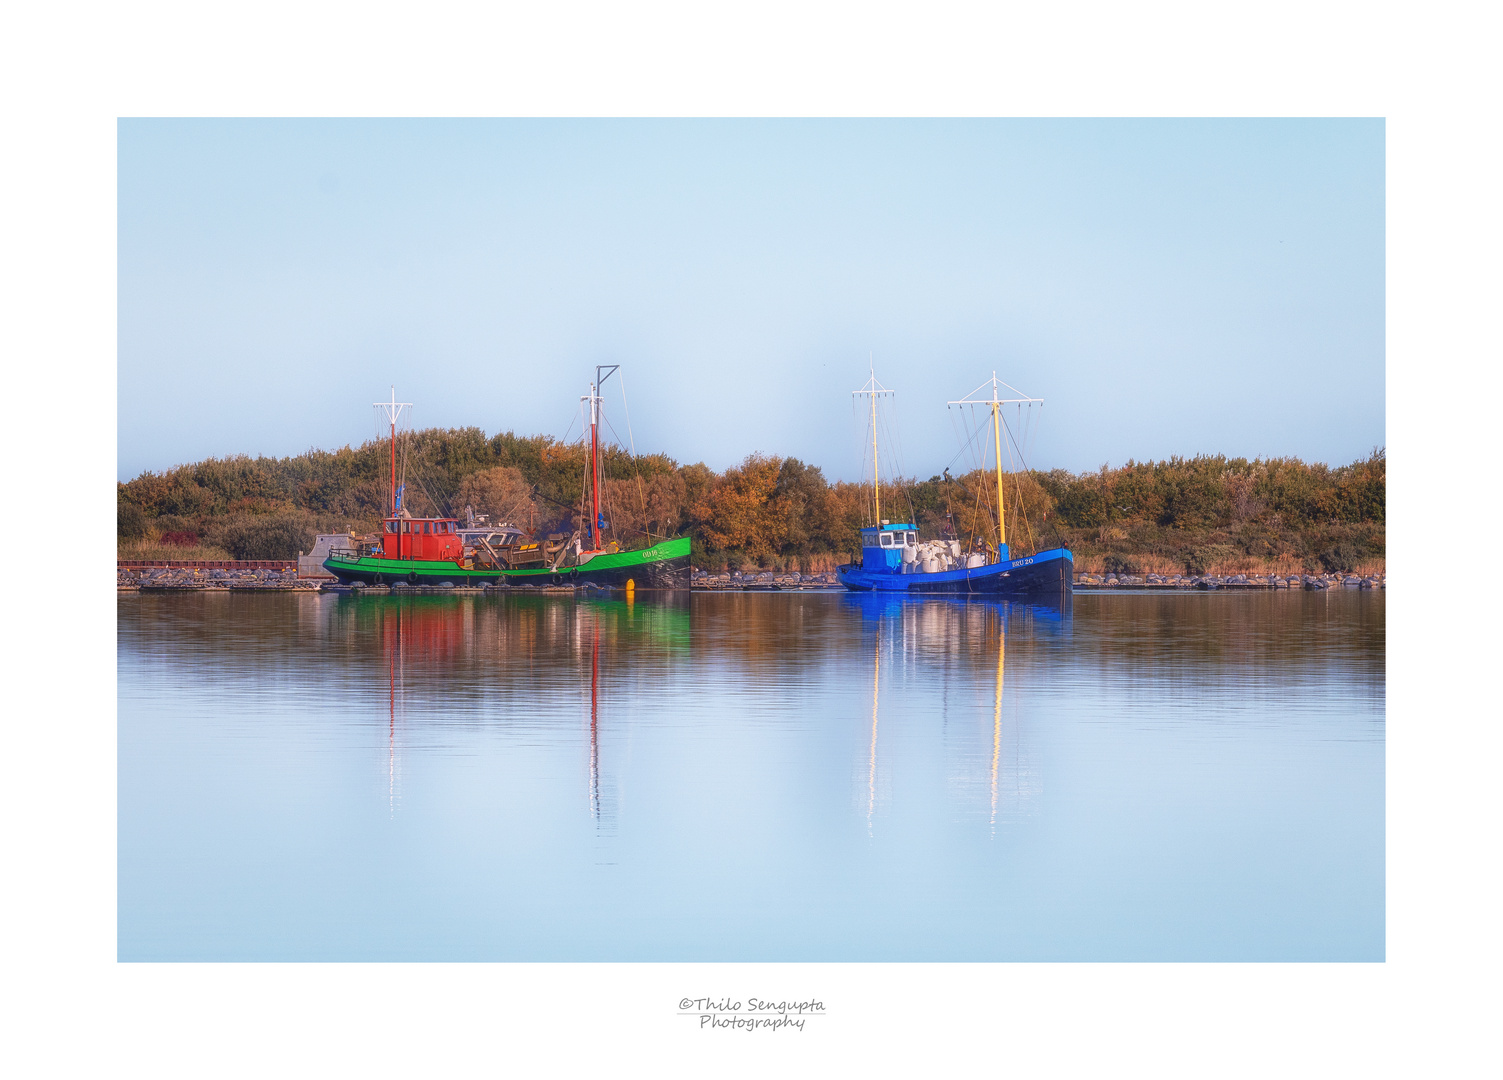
[837,547,1073,596]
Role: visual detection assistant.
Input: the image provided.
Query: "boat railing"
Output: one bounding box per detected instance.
[327,547,362,563]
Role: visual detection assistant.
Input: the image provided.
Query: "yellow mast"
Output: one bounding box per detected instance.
[950,372,1041,562]
[991,397,1006,550]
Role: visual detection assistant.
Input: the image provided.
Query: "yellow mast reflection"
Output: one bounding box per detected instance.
[990,610,1005,832]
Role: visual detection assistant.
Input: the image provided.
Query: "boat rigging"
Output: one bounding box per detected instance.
[324,374,690,589]
[836,367,1071,598]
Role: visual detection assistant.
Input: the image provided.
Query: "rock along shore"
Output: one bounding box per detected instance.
[119,565,322,591]
[116,564,846,593]
[1073,571,1385,590]
[118,564,1383,594]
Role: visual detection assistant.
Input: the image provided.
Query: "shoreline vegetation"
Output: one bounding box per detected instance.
[118,428,1385,579]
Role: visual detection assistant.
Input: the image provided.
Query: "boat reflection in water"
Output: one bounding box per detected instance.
[370,589,1065,833]
[846,592,1069,832]
[121,585,1381,961]
[381,603,403,816]
[372,594,473,816]
[364,590,691,830]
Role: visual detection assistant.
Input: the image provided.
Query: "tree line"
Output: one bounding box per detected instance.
[118,427,1384,573]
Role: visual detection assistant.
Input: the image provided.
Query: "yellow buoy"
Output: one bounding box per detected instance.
[625,578,635,597]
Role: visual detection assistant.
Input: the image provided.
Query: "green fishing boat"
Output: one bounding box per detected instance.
[325,536,691,589]
[323,374,692,591]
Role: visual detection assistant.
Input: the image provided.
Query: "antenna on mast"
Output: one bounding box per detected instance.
[373,386,413,518]
[947,372,1041,552]
[852,360,894,525]
[581,366,620,551]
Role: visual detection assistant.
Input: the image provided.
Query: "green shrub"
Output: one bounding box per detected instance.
[220,517,316,561]
[118,503,147,539]
[1318,543,1363,574]
[152,514,194,537]
[1185,544,1237,575]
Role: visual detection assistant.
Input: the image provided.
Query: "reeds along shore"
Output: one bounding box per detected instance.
[118,428,1384,578]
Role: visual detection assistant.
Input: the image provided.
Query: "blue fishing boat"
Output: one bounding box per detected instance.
[836,524,1073,595]
[836,372,1073,597]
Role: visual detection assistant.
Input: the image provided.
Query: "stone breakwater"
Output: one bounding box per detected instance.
[691,570,842,590]
[118,566,322,591]
[116,564,1385,594]
[1075,571,1385,590]
[115,564,844,593]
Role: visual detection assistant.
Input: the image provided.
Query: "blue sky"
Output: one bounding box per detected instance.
[118,119,1383,482]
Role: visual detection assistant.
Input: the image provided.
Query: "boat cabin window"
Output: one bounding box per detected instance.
[878,530,915,548]
[385,521,396,533]
[879,532,895,548]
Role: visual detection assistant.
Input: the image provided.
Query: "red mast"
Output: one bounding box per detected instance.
[391,412,398,557]
[589,382,600,551]
[374,387,411,552]
[585,366,618,553]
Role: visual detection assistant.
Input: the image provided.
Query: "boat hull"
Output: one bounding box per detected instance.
[837,546,1073,596]
[323,536,692,590]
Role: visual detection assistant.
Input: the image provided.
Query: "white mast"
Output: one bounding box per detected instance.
[373,386,412,518]
[852,362,894,525]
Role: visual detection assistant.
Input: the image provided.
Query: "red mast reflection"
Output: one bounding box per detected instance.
[589,620,601,820]
[384,602,404,816]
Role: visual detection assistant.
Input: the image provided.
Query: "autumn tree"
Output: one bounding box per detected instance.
[692,453,785,562]
[455,465,540,528]
[603,472,688,543]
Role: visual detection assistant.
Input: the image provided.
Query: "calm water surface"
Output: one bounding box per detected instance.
[118,589,1383,961]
